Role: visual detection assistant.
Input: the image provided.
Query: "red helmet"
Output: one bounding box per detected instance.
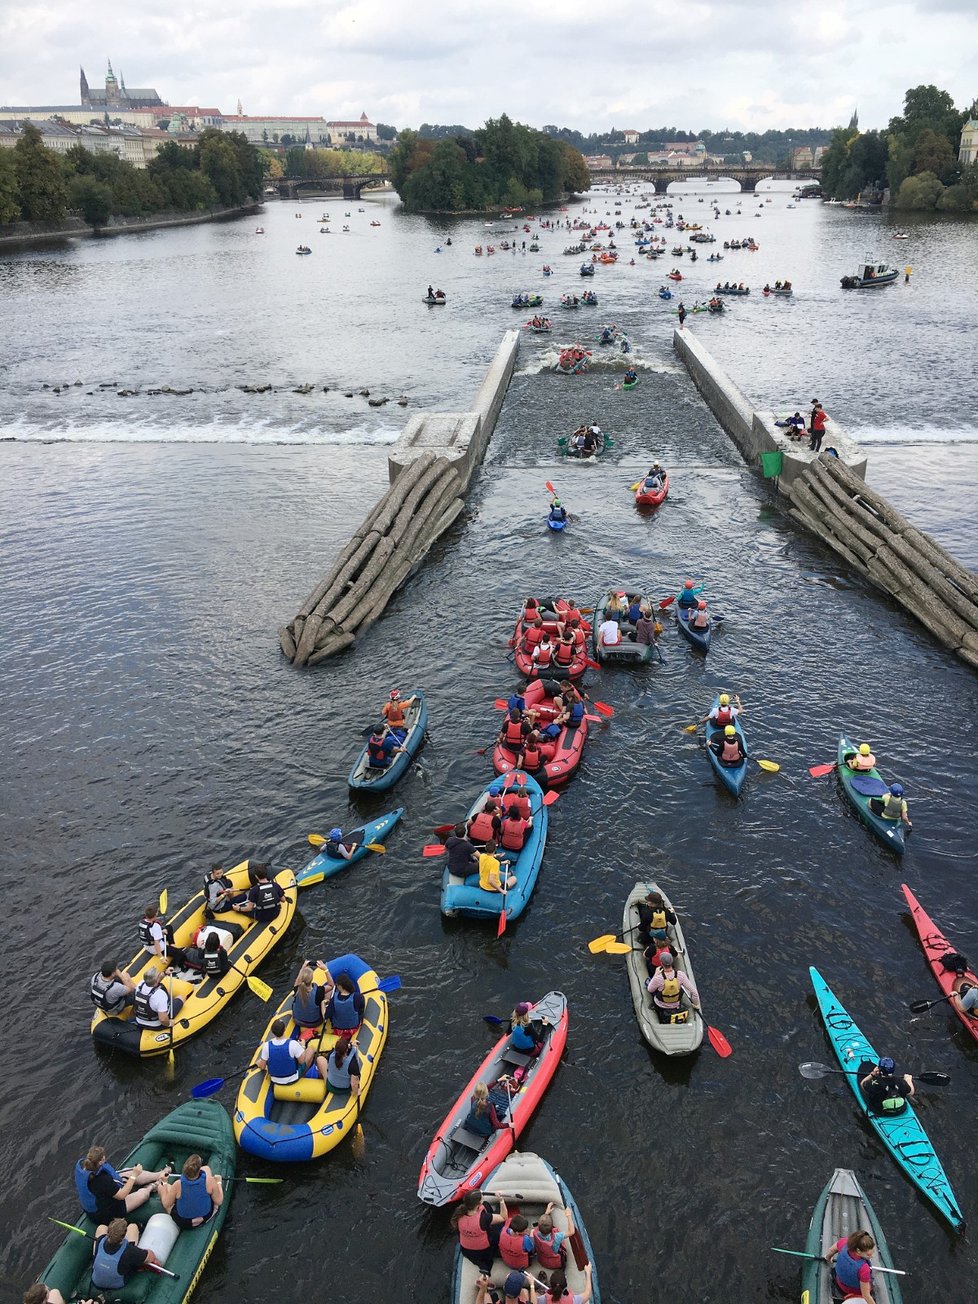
[697,600,707,610]
[683,579,694,589]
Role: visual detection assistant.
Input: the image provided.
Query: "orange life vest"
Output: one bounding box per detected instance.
[500,816,528,851]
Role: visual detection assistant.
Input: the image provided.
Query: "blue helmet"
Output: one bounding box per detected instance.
[329,827,342,840]
[878,1056,896,1074]
[890,783,904,797]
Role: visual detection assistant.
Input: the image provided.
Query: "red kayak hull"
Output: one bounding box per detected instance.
[512,598,590,681]
[902,883,978,1046]
[635,471,670,507]
[493,678,588,786]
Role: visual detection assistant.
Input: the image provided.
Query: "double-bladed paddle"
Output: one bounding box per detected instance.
[798,1060,950,1085]
[308,833,385,853]
[771,1248,906,1276]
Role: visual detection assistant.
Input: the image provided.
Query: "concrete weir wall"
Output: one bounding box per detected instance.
[279,330,520,667]
[672,326,867,487]
[673,325,978,670]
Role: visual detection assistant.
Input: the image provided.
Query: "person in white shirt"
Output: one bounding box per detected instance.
[597,618,621,646]
[258,1017,316,1085]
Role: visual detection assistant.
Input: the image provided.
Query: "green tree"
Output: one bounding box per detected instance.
[198,131,246,205]
[13,122,68,222]
[69,174,113,226]
[0,149,20,223]
[630,151,649,165]
[895,170,945,209]
[890,85,965,148]
[376,122,397,141]
[912,128,956,183]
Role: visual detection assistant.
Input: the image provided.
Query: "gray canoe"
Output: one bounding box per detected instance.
[623,880,704,1055]
[452,1151,600,1303]
[801,1168,903,1304]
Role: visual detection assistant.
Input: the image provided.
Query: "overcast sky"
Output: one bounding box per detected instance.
[1,0,975,133]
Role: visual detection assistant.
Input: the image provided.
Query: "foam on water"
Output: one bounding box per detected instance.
[0,413,404,445]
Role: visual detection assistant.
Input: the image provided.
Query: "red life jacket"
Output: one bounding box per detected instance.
[522,742,542,769]
[713,707,733,727]
[721,737,741,763]
[572,627,586,647]
[457,1209,490,1252]
[505,719,525,747]
[499,1221,531,1268]
[500,816,528,851]
[523,625,543,648]
[533,1229,566,1269]
[468,811,497,843]
[505,795,531,819]
[555,640,574,665]
[535,643,553,666]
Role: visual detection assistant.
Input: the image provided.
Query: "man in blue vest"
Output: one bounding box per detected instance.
[91,1218,158,1291]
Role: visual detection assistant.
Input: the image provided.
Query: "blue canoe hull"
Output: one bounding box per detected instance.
[440,772,548,922]
[705,695,748,796]
[348,690,427,792]
[295,808,404,887]
[547,517,567,531]
[836,733,906,853]
[809,966,963,1230]
[676,607,711,653]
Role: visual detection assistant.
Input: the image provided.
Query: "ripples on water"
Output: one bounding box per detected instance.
[1,189,977,1303]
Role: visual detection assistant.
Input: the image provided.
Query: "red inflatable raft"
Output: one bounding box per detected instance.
[493,677,588,786]
[634,470,670,507]
[511,598,591,681]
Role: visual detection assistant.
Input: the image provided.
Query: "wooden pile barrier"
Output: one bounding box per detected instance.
[787,455,978,669]
[279,451,464,667]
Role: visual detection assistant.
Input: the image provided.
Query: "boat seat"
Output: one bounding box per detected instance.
[451,1126,490,1153]
[501,1048,532,1068]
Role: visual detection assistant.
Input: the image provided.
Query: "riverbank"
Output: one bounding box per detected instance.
[0,201,262,251]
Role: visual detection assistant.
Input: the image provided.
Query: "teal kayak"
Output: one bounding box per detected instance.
[809,966,963,1230]
[801,1168,903,1304]
[295,808,403,888]
[836,734,906,853]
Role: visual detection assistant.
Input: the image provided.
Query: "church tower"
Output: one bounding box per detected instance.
[80,66,91,107]
[105,59,121,108]
[848,108,859,131]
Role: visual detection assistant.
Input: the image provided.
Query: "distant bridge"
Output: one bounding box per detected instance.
[588,165,821,194]
[278,174,390,200]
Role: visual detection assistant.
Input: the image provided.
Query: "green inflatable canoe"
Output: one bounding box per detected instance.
[38,1100,235,1303]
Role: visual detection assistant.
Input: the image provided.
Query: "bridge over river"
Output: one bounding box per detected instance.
[277,174,390,200]
[588,165,821,193]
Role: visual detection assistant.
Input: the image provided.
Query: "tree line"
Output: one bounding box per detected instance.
[390,115,590,212]
[0,124,265,228]
[819,85,977,210]
[278,146,387,179]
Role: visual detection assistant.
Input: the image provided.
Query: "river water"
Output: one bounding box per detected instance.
[1,186,977,1303]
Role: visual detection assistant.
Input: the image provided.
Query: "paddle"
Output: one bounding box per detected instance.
[809,762,836,777]
[706,1025,733,1057]
[308,833,385,853]
[47,1219,179,1279]
[224,1175,285,1183]
[433,823,455,835]
[190,977,402,1099]
[798,1061,950,1086]
[545,480,558,495]
[771,1248,906,1276]
[423,844,446,856]
[588,923,644,953]
[542,790,559,806]
[659,581,704,609]
[909,993,957,1014]
[159,889,168,915]
[496,867,511,937]
[592,701,614,717]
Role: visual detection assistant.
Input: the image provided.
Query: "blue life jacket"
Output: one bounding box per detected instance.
[569,702,585,724]
[326,1047,361,1091]
[92,1235,129,1290]
[834,1246,866,1292]
[507,694,525,713]
[265,1037,299,1082]
[368,737,391,767]
[464,1102,494,1137]
[511,1023,537,1052]
[677,590,699,608]
[74,1159,101,1214]
[329,988,361,1030]
[627,604,642,623]
[292,985,322,1027]
[175,1170,213,1220]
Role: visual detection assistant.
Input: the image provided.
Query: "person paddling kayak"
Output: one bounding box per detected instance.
[826,1229,878,1303]
[859,1057,914,1114]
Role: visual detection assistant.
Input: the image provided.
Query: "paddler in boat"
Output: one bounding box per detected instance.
[951,973,978,1020]
[688,599,710,631]
[554,680,586,727]
[445,822,480,877]
[499,802,533,853]
[478,839,517,893]
[382,687,416,743]
[74,1144,169,1223]
[324,971,366,1039]
[644,462,665,491]
[858,1057,914,1114]
[509,1001,547,1056]
[826,1230,878,1304]
[632,605,659,648]
[517,728,545,773]
[710,724,745,767]
[645,951,700,1023]
[159,1153,225,1229]
[257,1016,315,1085]
[498,707,529,753]
[868,782,913,831]
[553,627,577,669]
[540,1266,594,1304]
[291,961,329,1040]
[547,497,568,526]
[637,890,677,948]
[476,1271,535,1304]
[366,726,406,771]
[464,1079,511,1138]
[452,1190,506,1274]
[676,578,701,614]
[701,692,742,727]
[204,863,250,916]
[139,901,184,967]
[323,826,358,860]
[844,742,877,772]
[24,1287,99,1304]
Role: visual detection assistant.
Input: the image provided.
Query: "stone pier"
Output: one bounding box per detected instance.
[279,330,520,667]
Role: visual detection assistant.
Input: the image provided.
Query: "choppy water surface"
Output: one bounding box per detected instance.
[1,186,977,1303]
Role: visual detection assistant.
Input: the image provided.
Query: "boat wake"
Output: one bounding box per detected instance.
[0,414,405,445]
[518,349,680,376]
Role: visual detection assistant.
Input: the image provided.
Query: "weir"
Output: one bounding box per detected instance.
[674,326,978,670]
[279,329,520,667]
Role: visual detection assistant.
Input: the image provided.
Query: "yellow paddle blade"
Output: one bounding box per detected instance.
[159,889,168,914]
[351,1122,365,1159]
[683,724,699,733]
[757,759,780,773]
[308,833,326,847]
[365,842,385,853]
[247,975,274,1001]
[604,942,632,955]
[588,933,618,953]
[48,1217,89,1238]
[165,1047,175,1080]
[629,481,641,491]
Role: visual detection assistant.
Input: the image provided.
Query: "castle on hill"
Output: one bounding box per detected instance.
[80,61,164,111]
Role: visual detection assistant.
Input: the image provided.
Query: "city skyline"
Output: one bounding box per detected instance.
[0,0,974,133]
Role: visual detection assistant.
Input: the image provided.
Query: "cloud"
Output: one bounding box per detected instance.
[0,0,974,131]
